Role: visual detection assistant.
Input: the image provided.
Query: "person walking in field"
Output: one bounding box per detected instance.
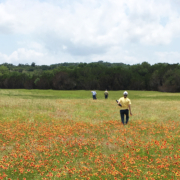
[91,91,97,100]
[104,89,109,99]
[117,91,132,125]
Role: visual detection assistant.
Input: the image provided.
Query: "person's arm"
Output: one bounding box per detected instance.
[116,99,122,106]
[118,101,121,105]
[128,104,132,115]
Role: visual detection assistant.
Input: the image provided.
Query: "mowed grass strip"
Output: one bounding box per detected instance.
[0,90,180,179]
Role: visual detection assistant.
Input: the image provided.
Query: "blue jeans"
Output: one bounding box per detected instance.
[120,109,129,124]
[93,95,96,99]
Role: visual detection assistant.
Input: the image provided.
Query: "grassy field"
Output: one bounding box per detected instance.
[0,89,180,180]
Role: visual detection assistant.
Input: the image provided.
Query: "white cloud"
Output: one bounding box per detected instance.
[62,45,67,50]
[0,2,15,33]
[0,48,44,64]
[155,51,180,63]
[90,46,140,65]
[1,0,179,44]
[0,0,180,65]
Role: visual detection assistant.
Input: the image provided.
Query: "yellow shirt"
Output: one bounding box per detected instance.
[118,97,131,110]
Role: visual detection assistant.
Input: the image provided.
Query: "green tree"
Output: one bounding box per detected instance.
[0,65,9,76]
[34,78,40,85]
[31,62,36,67]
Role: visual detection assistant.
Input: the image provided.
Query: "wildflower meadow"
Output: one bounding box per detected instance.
[0,90,180,180]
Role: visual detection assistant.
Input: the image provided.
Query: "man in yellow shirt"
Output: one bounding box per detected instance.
[117,91,132,125]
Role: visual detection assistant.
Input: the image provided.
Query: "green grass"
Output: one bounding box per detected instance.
[0,89,180,179]
[1,89,180,100]
[0,89,180,123]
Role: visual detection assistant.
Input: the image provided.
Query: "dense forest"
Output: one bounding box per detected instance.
[0,61,180,92]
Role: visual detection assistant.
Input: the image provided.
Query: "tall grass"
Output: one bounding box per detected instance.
[0,89,180,179]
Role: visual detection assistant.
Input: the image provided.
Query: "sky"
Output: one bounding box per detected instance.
[0,0,180,65]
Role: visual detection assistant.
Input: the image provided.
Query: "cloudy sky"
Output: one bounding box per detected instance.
[0,0,180,65]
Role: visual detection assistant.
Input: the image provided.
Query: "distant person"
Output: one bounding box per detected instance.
[116,91,132,125]
[104,90,109,99]
[91,91,97,100]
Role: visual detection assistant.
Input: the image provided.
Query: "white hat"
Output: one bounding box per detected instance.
[123,91,128,95]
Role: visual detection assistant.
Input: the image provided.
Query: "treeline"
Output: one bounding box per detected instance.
[0,61,180,92]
